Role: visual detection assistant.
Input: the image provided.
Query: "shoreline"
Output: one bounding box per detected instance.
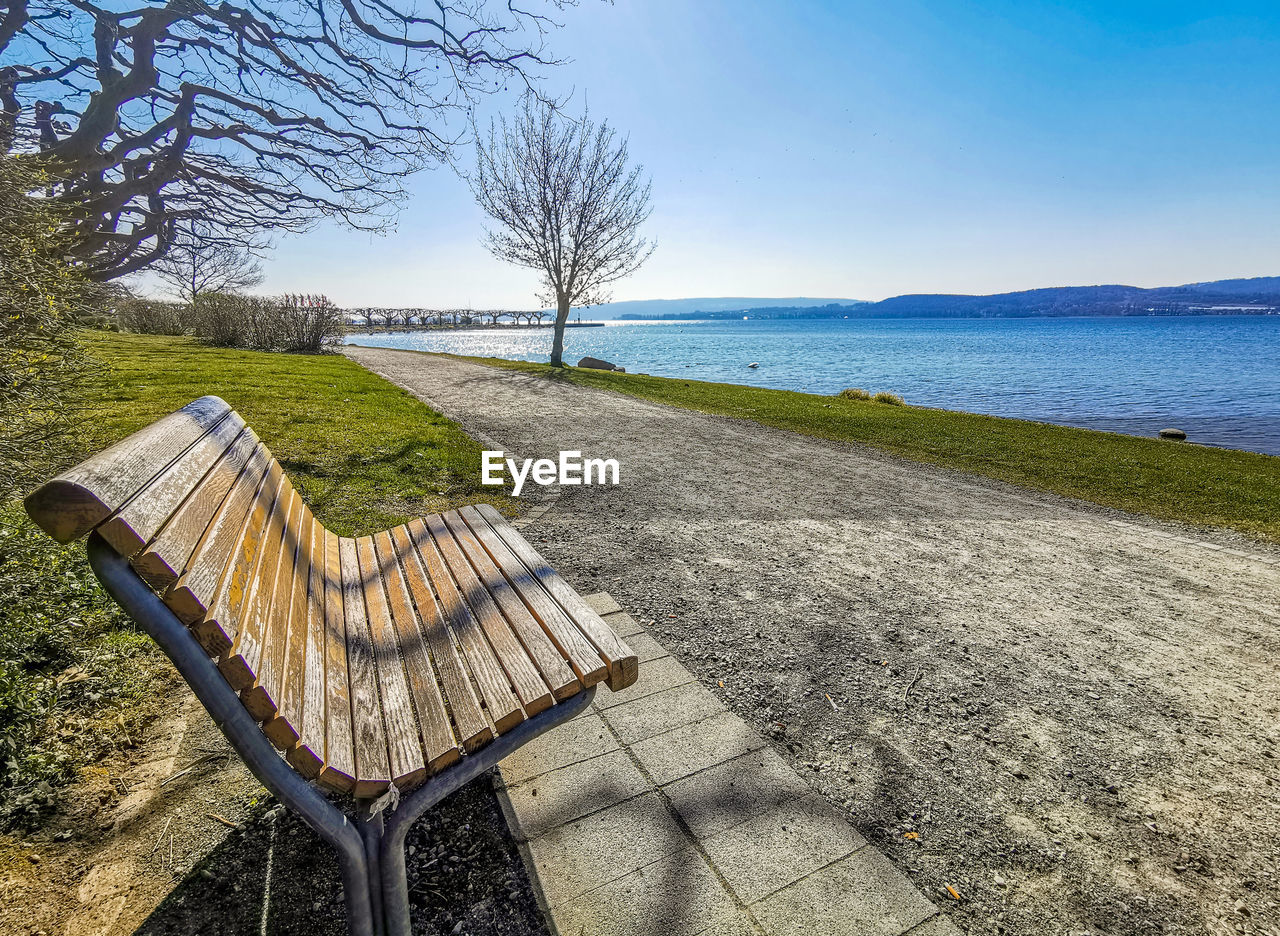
[343,343,1280,460]
[367,345,1280,542]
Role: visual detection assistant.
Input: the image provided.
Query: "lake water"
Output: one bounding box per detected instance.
[345,316,1280,456]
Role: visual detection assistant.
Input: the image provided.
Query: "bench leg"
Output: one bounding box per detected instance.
[87,535,380,936]
[377,687,598,936]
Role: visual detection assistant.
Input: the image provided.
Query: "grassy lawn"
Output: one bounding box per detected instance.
[449,354,1280,543]
[82,332,509,535]
[1,332,506,825]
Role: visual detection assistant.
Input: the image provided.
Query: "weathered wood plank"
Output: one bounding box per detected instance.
[97,412,246,558]
[163,444,272,626]
[24,396,231,543]
[218,484,296,694]
[317,530,355,792]
[357,536,426,789]
[342,536,391,797]
[409,518,524,735]
[262,510,315,748]
[286,518,328,778]
[443,510,580,701]
[472,503,638,691]
[132,427,261,591]
[188,464,285,656]
[459,505,607,688]
[390,524,492,753]
[433,512,554,715]
[375,530,460,774]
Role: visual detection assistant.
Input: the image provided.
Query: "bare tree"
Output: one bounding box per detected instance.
[1,1,571,280]
[152,223,264,302]
[469,102,653,365]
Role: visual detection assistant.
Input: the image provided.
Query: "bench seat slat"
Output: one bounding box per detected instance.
[340,537,392,797]
[164,443,272,626]
[263,510,315,750]
[186,459,284,654]
[98,411,246,558]
[25,396,232,543]
[133,427,261,590]
[459,505,608,687]
[445,510,582,701]
[357,536,427,790]
[375,531,461,774]
[471,504,638,692]
[409,518,525,736]
[389,525,492,754]
[219,482,296,693]
[431,512,554,717]
[287,518,328,779]
[318,530,356,792]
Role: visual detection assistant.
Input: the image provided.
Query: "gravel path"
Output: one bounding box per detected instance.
[346,347,1280,936]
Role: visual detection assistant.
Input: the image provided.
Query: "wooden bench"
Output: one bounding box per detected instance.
[24,395,638,936]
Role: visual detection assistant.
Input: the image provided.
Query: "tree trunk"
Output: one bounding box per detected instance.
[550,295,571,366]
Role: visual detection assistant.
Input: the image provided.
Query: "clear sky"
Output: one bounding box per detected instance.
[255,0,1280,307]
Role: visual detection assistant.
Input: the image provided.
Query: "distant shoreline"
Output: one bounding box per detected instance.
[342,321,605,333]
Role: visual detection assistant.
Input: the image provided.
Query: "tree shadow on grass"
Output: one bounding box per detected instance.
[134,773,549,936]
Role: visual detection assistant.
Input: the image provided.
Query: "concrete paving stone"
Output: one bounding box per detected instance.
[603,608,647,638]
[524,792,688,906]
[751,848,939,936]
[584,592,624,616]
[902,914,963,936]
[549,847,740,936]
[601,680,725,746]
[663,747,812,839]
[595,655,695,711]
[631,710,768,786]
[625,630,671,663]
[498,711,619,785]
[504,748,651,841]
[703,793,868,903]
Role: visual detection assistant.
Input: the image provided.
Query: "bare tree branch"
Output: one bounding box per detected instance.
[1,0,573,279]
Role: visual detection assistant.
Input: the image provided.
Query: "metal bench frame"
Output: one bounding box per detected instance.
[88,533,595,936]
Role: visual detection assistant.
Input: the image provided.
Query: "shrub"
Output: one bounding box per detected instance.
[838,387,871,400]
[190,292,343,353]
[114,296,191,336]
[276,294,346,353]
[873,391,905,406]
[0,156,89,501]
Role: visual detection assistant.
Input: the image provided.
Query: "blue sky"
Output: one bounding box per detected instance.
[257,0,1280,307]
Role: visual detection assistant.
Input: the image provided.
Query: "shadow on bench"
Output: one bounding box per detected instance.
[25,396,638,936]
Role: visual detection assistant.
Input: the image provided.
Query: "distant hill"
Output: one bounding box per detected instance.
[860,278,1280,318]
[574,297,864,320]
[600,278,1280,321]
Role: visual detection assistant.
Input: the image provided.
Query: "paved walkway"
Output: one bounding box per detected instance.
[495,593,959,936]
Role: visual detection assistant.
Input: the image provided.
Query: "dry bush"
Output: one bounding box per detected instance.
[114,296,191,335]
[838,387,871,400]
[190,292,343,353]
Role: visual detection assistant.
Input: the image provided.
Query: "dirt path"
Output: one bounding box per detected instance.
[346,346,1280,936]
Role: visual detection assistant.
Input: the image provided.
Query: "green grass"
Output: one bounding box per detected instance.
[444,353,1280,542]
[82,332,510,535]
